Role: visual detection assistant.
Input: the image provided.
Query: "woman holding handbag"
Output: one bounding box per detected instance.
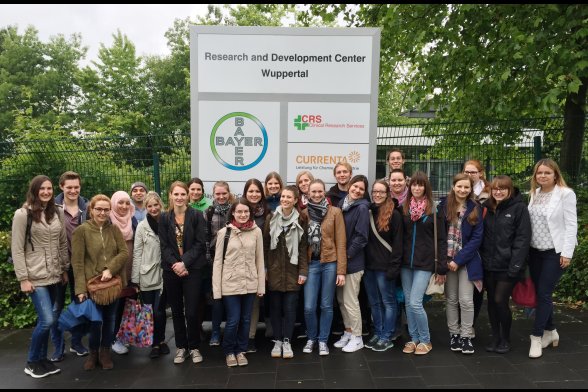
[439,174,483,355]
[363,180,403,352]
[480,175,531,354]
[12,175,69,378]
[213,198,265,367]
[71,194,128,371]
[401,171,447,356]
[131,191,169,359]
[527,159,577,358]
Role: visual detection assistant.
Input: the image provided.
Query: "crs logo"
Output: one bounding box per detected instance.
[210,112,268,171]
[293,114,322,131]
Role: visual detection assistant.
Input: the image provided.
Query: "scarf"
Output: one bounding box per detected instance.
[341,195,356,212]
[269,206,304,265]
[252,202,265,218]
[392,187,409,206]
[231,218,255,231]
[409,197,427,222]
[307,198,329,257]
[146,214,158,235]
[213,200,231,217]
[110,191,135,241]
[266,194,280,212]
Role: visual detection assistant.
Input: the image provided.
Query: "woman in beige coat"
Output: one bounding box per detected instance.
[213,198,265,367]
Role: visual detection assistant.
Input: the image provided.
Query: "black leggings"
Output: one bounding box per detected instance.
[484,271,516,342]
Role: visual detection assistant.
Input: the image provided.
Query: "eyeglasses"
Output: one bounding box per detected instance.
[93,207,111,214]
[234,210,250,215]
[372,190,387,195]
[492,187,507,193]
[464,171,479,175]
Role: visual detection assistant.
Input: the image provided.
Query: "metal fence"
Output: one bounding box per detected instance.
[0,117,585,230]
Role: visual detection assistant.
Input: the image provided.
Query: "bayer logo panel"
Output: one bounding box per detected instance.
[199,101,280,182]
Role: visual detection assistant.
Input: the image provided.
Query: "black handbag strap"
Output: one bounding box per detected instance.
[433,206,438,275]
[222,227,231,263]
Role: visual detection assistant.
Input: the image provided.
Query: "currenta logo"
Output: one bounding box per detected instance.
[293,114,322,131]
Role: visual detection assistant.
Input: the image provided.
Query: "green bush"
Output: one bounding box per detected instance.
[0,231,36,328]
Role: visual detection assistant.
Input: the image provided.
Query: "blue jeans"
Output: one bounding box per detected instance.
[364,269,397,341]
[28,284,59,362]
[222,294,255,355]
[50,280,86,357]
[304,260,337,343]
[401,268,432,344]
[89,300,119,350]
[529,248,564,337]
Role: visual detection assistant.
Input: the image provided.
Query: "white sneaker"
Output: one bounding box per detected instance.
[282,339,293,359]
[190,349,203,364]
[111,340,129,355]
[174,348,189,364]
[302,340,314,354]
[334,331,352,348]
[319,342,329,356]
[271,340,283,358]
[342,335,364,353]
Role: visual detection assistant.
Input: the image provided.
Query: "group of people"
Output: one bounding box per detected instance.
[11,150,577,378]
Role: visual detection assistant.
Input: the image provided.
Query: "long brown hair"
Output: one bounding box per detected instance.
[373,180,394,232]
[25,175,57,223]
[486,175,514,212]
[530,158,568,196]
[264,171,284,196]
[403,171,434,216]
[445,173,479,225]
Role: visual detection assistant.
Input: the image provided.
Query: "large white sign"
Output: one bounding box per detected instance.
[197,34,373,95]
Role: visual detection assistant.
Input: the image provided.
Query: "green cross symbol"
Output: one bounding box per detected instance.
[294,115,309,131]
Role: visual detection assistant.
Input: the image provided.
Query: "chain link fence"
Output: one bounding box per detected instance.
[0,117,585,230]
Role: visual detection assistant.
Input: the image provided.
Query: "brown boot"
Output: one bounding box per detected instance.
[99,347,114,370]
[84,350,99,371]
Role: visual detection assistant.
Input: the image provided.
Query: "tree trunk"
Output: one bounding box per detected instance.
[560,77,587,184]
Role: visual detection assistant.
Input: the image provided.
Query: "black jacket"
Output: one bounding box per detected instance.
[341,198,370,274]
[159,207,207,272]
[480,189,531,278]
[366,203,403,280]
[402,205,448,274]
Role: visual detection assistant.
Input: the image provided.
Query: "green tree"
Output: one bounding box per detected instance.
[304,4,587,180]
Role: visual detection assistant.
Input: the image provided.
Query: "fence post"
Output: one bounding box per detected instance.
[485,157,491,181]
[533,136,542,163]
[152,152,161,195]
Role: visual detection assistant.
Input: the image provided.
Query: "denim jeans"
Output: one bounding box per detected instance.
[222,294,255,355]
[401,268,432,344]
[529,248,564,337]
[28,284,58,362]
[304,260,337,343]
[163,269,202,350]
[50,279,86,357]
[269,291,298,341]
[201,275,224,337]
[364,269,397,341]
[89,299,119,350]
[141,288,167,347]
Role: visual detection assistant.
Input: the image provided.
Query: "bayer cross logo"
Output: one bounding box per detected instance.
[210,112,268,171]
[293,115,309,131]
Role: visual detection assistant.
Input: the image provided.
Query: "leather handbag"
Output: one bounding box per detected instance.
[86,274,123,305]
[425,207,445,296]
[512,276,537,308]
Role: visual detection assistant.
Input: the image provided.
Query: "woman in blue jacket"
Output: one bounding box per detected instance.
[439,173,483,355]
[334,175,370,353]
[401,171,447,356]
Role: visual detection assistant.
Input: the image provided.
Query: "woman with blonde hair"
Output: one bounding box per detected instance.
[528,159,577,358]
[296,170,315,210]
[72,194,128,371]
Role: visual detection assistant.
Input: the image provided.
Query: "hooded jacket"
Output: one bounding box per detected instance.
[340,197,370,274]
[480,188,531,278]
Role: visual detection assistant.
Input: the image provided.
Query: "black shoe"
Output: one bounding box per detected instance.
[159,342,170,355]
[40,359,61,375]
[364,335,379,349]
[461,337,475,354]
[149,346,161,359]
[485,338,499,352]
[450,334,461,351]
[372,339,394,352]
[24,362,51,378]
[495,340,511,354]
[246,338,257,353]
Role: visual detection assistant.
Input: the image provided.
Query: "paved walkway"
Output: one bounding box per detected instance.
[1,300,587,389]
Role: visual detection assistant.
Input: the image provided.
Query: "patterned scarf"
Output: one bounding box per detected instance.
[252,202,265,218]
[409,197,427,222]
[307,198,329,257]
[392,186,409,206]
[213,200,231,217]
[231,218,255,231]
[270,207,304,265]
[341,195,356,212]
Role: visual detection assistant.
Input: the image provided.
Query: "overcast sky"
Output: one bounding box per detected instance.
[0,4,210,63]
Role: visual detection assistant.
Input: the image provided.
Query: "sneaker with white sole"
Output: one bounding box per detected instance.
[334,331,352,348]
[318,342,329,356]
[111,340,129,355]
[342,335,364,353]
[271,340,283,358]
[24,362,51,378]
[302,340,314,354]
[173,348,189,364]
[190,349,203,364]
[282,339,293,359]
